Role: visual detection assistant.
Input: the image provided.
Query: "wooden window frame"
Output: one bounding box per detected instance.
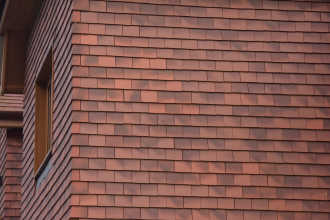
[34,50,53,177]
[0,33,7,94]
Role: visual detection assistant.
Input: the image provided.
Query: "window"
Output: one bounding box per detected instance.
[34,51,53,175]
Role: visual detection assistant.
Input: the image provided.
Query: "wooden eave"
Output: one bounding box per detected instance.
[0,0,40,127]
[0,0,42,94]
[0,0,42,34]
[0,93,23,127]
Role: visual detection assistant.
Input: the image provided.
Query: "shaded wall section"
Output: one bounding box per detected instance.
[0,129,22,220]
[21,0,73,219]
[71,0,330,219]
[0,129,6,219]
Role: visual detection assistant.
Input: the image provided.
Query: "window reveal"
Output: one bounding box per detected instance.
[34,51,53,174]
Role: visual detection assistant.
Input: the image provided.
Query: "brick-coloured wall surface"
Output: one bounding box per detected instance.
[21,0,73,219]
[0,129,5,218]
[71,0,330,219]
[4,130,22,220]
[0,129,22,220]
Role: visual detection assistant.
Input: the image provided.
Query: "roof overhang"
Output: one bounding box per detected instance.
[0,0,42,94]
[0,0,42,34]
[0,0,41,128]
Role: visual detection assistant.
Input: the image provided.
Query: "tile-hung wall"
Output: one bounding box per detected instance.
[21,0,73,219]
[0,129,7,219]
[71,0,330,219]
[0,129,23,220]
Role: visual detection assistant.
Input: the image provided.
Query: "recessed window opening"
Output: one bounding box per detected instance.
[34,50,53,180]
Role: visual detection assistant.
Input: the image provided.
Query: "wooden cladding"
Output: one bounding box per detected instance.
[34,51,53,173]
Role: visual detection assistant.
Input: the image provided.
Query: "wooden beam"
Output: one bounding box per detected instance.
[1,32,7,94]
[0,119,22,128]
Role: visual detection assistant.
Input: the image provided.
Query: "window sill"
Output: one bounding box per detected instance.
[35,151,52,188]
